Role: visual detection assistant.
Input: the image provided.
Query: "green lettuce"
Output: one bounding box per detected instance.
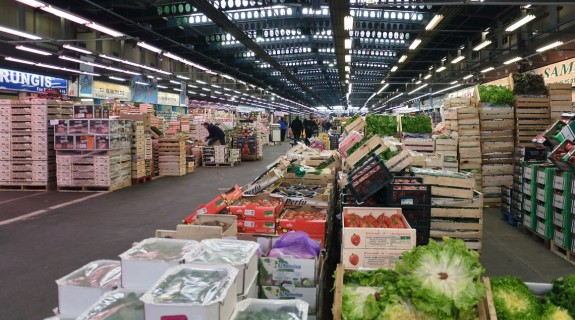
[342,286,382,320]
[490,277,541,320]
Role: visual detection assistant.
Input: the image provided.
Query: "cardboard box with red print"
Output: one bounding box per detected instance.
[236,219,276,234]
[229,193,283,220]
[277,206,327,236]
[342,248,406,269]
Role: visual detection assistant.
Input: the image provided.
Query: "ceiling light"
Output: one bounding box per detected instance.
[481,67,494,73]
[425,14,444,31]
[41,6,89,25]
[473,40,492,51]
[463,74,473,79]
[344,39,352,49]
[398,55,407,63]
[536,40,563,52]
[345,55,351,63]
[436,66,446,72]
[86,22,124,37]
[196,80,207,84]
[135,81,149,86]
[5,57,35,65]
[450,80,458,84]
[176,75,190,80]
[503,56,522,64]
[15,0,43,6]
[137,42,162,54]
[416,80,422,84]
[424,74,432,80]
[344,16,354,31]
[15,45,51,56]
[451,56,465,64]
[390,66,398,72]
[173,88,182,92]
[169,80,181,85]
[188,84,198,88]
[157,85,168,89]
[409,39,422,50]
[108,76,126,81]
[505,14,536,32]
[409,83,428,95]
[63,44,91,54]
[0,25,41,40]
[345,66,350,72]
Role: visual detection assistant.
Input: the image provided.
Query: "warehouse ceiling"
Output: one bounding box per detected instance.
[5,0,575,112]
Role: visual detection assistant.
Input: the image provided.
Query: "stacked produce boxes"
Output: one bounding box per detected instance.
[158,137,186,176]
[480,105,515,206]
[0,99,73,190]
[214,145,226,164]
[130,121,148,182]
[550,170,573,251]
[514,95,550,147]
[521,163,539,231]
[510,147,546,224]
[435,138,458,172]
[548,83,572,119]
[457,106,482,192]
[534,165,556,239]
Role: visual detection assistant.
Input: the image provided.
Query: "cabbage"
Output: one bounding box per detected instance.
[395,238,486,320]
[341,286,381,320]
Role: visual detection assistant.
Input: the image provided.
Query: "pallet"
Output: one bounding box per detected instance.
[522,225,551,249]
[0,182,55,191]
[203,161,239,167]
[550,242,575,267]
[57,185,117,192]
[131,175,152,185]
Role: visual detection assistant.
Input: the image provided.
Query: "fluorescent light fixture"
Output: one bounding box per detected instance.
[436,66,446,73]
[176,75,190,80]
[503,56,522,65]
[188,84,199,88]
[206,70,217,75]
[86,22,124,37]
[344,38,352,49]
[15,0,43,6]
[63,44,91,54]
[505,14,536,32]
[409,83,428,95]
[196,80,207,84]
[345,55,351,63]
[377,83,389,95]
[173,88,182,92]
[157,85,168,89]
[137,42,162,54]
[80,98,93,102]
[0,25,41,40]
[398,55,407,63]
[450,80,458,85]
[424,74,432,80]
[481,66,494,73]
[211,84,221,88]
[416,80,422,84]
[42,6,89,25]
[135,81,149,86]
[451,55,465,64]
[100,54,170,75]
[432,83,462,95]
[463,74,474,80]
[409,39,422,50]
[536,41,564,53]
[473,40,492,51]
[188,91,197,94]
[344,16,354,31]
[5,57,35,65]
[169,80,181,85]
[16,45,51,56]
[201,88,211,92]
[425,14,444,31]
[108,76,126,81]
[391,66,398,72]
[345,66,350,72]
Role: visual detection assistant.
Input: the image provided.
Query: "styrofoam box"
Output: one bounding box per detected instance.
[119,238,203,291]
[189,239,259,296]
[237,273,258,302]
[141,264,238,320]
[230,298,308,320]
[76,289,145,320]
[55,260,121,318]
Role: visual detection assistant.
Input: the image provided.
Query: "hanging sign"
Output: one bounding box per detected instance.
[0,68,67,94]
[92,81,131,100]
[157,91,180,105]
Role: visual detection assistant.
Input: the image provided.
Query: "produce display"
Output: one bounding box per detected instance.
[346,134,374,156]
[141,265,237,305]
[344,115,361,127]
[341,238,485,320]
[401,115,433,134]
[378,148,401,161]
[339,131,363,156]
[77,290,144,320]
[411,167,473,179]
[344,212,406,229]
[273,184,324,198]
[58,260,121,288]
[234,198,282,208]
[193,239,258,265]
[512,73,548,96]
[366,114,397,137]
[231,299,309,320]
[282,209,327,220]
[490,275,575,320]
[549,140,575,165]
[478,85,515,106]
[121,238,203,262]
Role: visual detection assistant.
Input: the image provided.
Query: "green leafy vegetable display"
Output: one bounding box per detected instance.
[547,275,575,317]
[512,73,548,95]
[346,134,374,156]
[379,149,401,161]
[478,85,515,106]
[366,114,398,136]
[77,291,144,320]
[401,116,432,134]
[490,277,541,320]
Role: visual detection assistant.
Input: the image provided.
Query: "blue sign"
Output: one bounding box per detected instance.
[130,75,158,103]
[0,68,67,94]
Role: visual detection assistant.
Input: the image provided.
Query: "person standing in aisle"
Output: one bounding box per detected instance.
[291,116,303,141]
[303,117,315,139]
[323,119,332,132]
[279,117,288,142]
[203,122,226,146]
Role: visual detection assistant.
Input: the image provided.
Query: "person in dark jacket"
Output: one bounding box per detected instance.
[303,117,315,140]
[290,116,303,141]
[203,122,226,146]
[279,117,288,142]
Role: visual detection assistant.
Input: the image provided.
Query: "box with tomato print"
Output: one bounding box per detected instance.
[236,219,276,234]
[277,206,328,248]
[549,140,575,172]
[342,207,416,250]
[229,194,284,221]
[342,248,405,269]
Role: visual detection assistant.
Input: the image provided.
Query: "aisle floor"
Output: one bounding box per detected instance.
[0,143,574,319]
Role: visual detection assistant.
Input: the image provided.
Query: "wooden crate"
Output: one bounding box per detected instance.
[384,149,413,172]
[344,116,366,133]
[402,138,434,153]
[411,153,444,168]
[344,135,387,170]
[435,138,458,158]
[414,171,476,199]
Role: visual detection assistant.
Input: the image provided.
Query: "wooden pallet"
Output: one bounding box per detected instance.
[131,175,152,185]
[550,242,575,267]
[522,225,551,249]
[203,161,239,167]
[57,185,120,192]
[0,182,55,191]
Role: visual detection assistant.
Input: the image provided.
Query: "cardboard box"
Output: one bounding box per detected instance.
[277,206,327,236]
[342,207,416,250]
[196,195,228,215]
[341,248,406,269]
[229,194,284,220]
[54,119,68,134]
[237,275,259,302]
[75,135,95,150]
[54,135,75,150]
[89,119,110,134]
[74,105,95,119]
[237,219,276,234]
[259,285,318,315]
[258,256,318,287]
[222,185,243,203]
[68,120,89,134]
[119,112,151,131]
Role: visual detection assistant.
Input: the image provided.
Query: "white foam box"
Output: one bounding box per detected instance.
[141,264,238,320]
[237,274,259,302]
[119,238,203,291]
[341,248,406,269]
[341,207,416,250]
[259,285,318,315]
[55,260,121,318]
[191,239,259,296]
[231,298,309,320]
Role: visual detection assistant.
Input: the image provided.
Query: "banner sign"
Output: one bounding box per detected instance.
[0,68,67,94]
[92,81,131,100]
[130,75,158,103]
[158,91,180,105]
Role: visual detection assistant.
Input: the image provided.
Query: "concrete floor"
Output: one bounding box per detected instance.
[0,143,573,319]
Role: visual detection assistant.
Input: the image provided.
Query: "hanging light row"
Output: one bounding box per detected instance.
[189,7,293,25]
[352,30,408,40]
[350,9,424,21]
[266,47,312,55]
[216,0,289,9]
[352,49,397,57]
[318,48,336,53]
[301,7,329,16]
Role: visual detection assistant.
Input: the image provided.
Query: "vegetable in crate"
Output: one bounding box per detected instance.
[346,134,374,156]
[490,277,541,320]
[401,115,433,134]
[344,114,361,127]
[235,306,304,320]
[542,303,573,320]
[395,237,486,320]
[366,114,398,136]
[546,275,575,317]
[478,85,515,106]
[512,73,548,96]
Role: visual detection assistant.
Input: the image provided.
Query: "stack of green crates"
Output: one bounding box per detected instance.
[551,171,573,249]
[521,163,539,230]
[534,165,556,239]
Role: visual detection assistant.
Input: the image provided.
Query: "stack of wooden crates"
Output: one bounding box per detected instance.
[479,105,515,207]
[158,137,186,176]
[457,106,482,191]
[548,83,572,119]
[130,121,148,183]
[514,96,550,147]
